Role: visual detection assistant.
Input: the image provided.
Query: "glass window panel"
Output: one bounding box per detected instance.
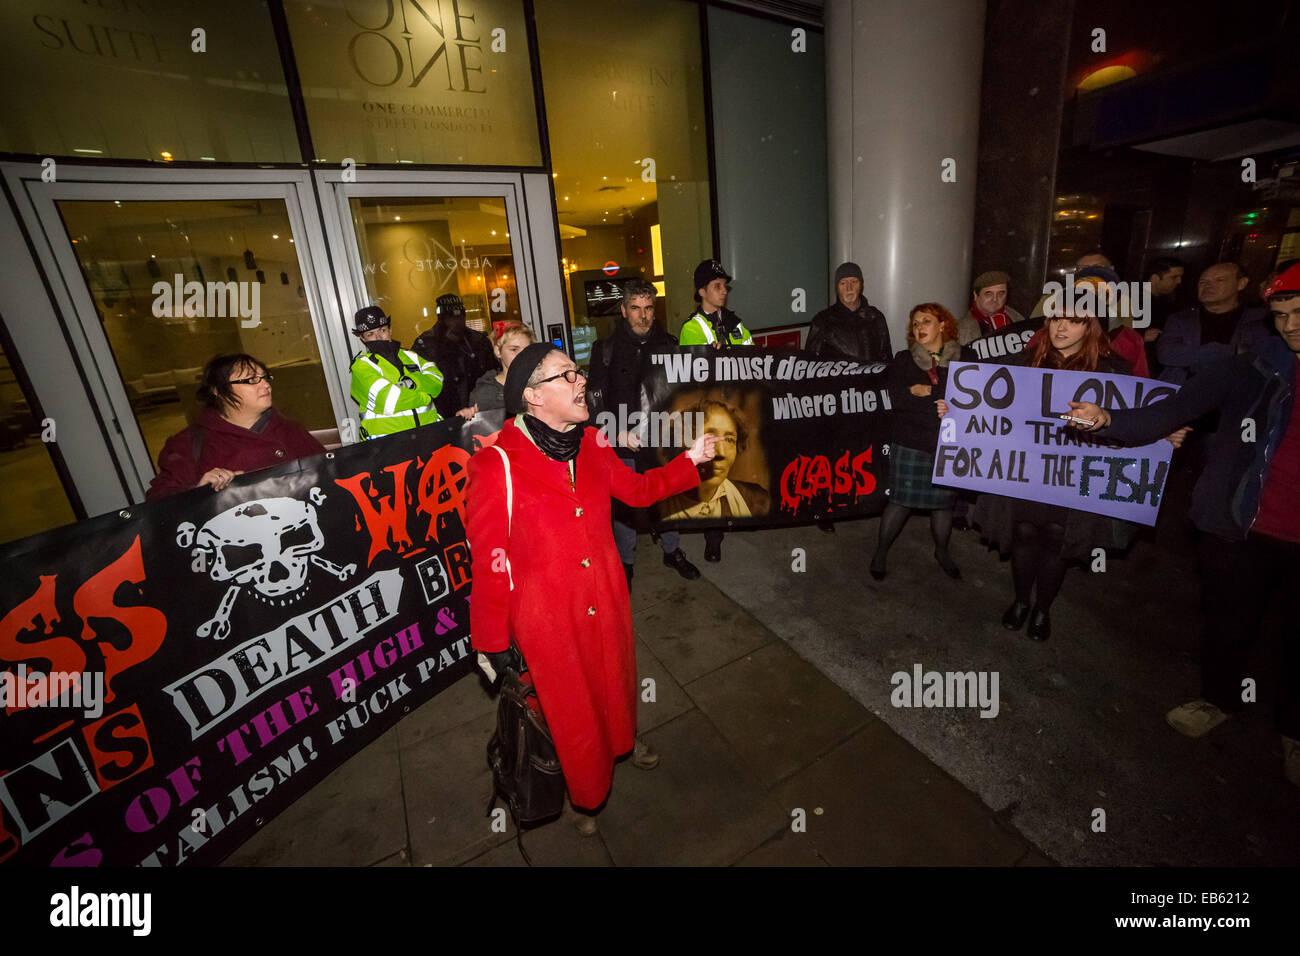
[56,199,337,472]
[534,0,713,361]
[0,337,76,544]
[285,0,542,167]
[0,1,299,163]
[348,195,523,343]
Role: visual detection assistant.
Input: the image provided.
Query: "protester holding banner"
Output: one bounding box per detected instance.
[964,313,1133,641]
[467,343,719,834]
[147,353,324,499]
[871,304,965,581]
[586,279,701,586]
[468,323,536,413]
[807,262,892,365]
[1067,263,1300,784]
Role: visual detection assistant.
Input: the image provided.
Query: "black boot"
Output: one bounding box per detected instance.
[1002,600,1030,630]
[1026,607,1051,641]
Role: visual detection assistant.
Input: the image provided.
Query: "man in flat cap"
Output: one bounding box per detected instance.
[957,270,1024,345]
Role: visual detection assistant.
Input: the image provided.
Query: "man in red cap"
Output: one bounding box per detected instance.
[1068,262,1300,786]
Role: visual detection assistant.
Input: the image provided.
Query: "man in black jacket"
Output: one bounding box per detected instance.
[412,293,496,421]
[587,278,701,586]
[807,262,892,364]
[1068,262,1300,786]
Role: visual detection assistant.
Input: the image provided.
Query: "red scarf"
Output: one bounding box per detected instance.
[973,304,1011,334]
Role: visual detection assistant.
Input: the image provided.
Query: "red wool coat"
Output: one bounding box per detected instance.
[467,419,699,809]
[147,408,325,500]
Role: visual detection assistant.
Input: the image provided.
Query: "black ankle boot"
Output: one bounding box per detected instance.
[1002,600,1030,630]
[870,552,887,581]
[1027,607,1051,641]
[934,550,961,580]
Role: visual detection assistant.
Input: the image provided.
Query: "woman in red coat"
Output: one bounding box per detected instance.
[147,353,325,500]
[467,344,717,829]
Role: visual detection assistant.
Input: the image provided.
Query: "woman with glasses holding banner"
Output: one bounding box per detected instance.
[871,303,967,581]
[147,353,324,500]
[948,313,1132,641]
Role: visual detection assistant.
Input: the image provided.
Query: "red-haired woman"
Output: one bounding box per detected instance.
[952,313,1133,640]
[872,303,967,580]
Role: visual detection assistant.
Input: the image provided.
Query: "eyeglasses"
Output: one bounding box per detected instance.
[229,373,274,386]
[532,368,586,386]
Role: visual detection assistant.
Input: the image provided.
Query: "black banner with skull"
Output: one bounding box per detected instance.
[0,422,474,867]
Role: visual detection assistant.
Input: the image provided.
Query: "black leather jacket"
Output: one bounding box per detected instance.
[807,299,892,364]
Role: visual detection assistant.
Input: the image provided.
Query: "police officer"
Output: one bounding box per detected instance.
[349,305,444,439]
[678,259,753,561]
[679,259,754,348]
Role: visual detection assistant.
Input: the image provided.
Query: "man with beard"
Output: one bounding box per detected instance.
[586,278,701,585]
[349,304,444,438]
[807,262,891,364]
[413,293,496,420]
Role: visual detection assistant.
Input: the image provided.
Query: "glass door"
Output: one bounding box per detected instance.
[315,170,550,422]
[6,167,351,504]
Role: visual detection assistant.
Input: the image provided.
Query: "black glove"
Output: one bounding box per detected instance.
[484,646,524,679]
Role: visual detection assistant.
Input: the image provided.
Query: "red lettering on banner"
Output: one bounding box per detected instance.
[72,537,166,706]
[416,445,470,544]
[780,448,876,513]
[335,460,415,564]
[1,536,164,718]
[0,577,86,709]
[443,542,471,590]
[81,704,154,792]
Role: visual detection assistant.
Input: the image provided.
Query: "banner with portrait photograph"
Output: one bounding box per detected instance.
[634,347,894,528]
[0,423,474,867]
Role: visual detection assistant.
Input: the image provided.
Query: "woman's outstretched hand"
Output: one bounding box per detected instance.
[687,433,720,465]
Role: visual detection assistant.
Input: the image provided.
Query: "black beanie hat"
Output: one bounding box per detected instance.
[504,343,559,416]
[834,262,864,285]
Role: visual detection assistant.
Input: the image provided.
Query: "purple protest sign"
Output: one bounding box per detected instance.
[932,362,1180,526]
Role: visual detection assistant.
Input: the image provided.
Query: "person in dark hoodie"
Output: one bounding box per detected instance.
[807,261,892,364]
[1066,262,1300,786]
[412,293,496,420]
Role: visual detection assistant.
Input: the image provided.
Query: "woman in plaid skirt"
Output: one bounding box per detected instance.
[871,304,967,581]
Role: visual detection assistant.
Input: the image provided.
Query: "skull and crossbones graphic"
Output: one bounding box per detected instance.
[177,487,355,640]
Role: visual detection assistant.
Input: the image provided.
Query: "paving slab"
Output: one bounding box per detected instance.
[224,727,404,867]
[635,581,777,686]
[595,709,788,866]
[633,637,695,734]
[462,814,614,867]
[401,709,514,866]
[395,670,497,751]
[771,723,1031,866]
[685,639,869,787]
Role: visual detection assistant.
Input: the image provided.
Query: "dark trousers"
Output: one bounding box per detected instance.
[1197,531,1300,737]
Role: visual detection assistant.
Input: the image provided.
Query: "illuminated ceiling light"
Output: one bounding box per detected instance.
[160,151,173,161]
[394,216,401,221]
[200,156,216,161]
[564,196,569,201]
[114,200,122,206]
[73,148,102,154]
[289,238,294,243]
[491,230,496,235]
[272,234,280,239]
[552,172,558,178]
